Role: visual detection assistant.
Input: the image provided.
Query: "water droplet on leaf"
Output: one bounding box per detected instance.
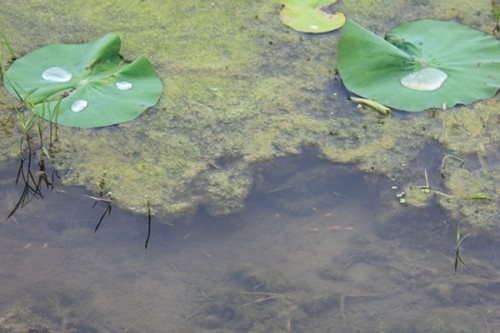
[400,67,448,91]
[71,99,88,112]
[310,25,319,30]
[42,67,72,82]
[116,81,133,90]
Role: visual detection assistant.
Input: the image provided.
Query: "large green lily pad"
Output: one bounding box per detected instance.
[4,33,163,128]
[337,20,500,111]
[279,0,346,33]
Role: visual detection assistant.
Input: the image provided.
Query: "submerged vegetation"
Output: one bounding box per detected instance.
[1,37,62,219]
[454,222,470,271]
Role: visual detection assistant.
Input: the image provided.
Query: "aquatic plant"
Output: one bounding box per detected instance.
[454,222,469,271]
[337,20,500,111]
[6,145,57,220]
[4,33,163,128]
[494,5,500,35]
[2,35,59,155]
[279,0,345,33]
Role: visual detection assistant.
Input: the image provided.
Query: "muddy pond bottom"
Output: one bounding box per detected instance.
[0,155,499,333]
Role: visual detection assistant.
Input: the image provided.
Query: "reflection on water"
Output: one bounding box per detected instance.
[0,154,499,333]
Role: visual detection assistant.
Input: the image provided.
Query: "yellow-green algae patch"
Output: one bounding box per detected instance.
[341,0,493,33]
[402,98,499,235]
[0,90,19,165]
[0,0,498,236]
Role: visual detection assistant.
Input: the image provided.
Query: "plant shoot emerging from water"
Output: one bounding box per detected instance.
[454,223,470,271]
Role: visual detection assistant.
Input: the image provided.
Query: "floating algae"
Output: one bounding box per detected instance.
[0,0,497,236]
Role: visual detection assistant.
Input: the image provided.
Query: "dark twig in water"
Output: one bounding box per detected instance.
[84,194,113,232]
[145,197,152,249]
[6,150,55,219]
[94,203,112,233]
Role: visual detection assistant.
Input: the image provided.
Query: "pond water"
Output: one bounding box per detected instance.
[1,152,499,333]
[1,0,499,332]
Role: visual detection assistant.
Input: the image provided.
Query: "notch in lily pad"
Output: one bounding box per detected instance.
[337,20,500,111]
[4,33,163,128]
[279,0,346,33]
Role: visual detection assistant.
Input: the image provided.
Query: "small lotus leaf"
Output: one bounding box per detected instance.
[4,33,163,128]
[337,20,500,111]
[280,0,346,33]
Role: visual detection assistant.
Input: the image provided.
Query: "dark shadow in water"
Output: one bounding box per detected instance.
[250,150,382,216]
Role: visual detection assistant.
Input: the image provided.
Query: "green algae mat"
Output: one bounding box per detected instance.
[0,0,498,237]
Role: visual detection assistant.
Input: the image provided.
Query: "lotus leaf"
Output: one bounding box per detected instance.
[4,33,163,128]
[337,20,500,111]
[279,0,346,33]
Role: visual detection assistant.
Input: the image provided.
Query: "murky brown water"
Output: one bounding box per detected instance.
[1,153,499,333]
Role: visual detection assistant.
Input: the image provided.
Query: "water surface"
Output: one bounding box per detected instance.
[0,1,499,332]
[1,154,498,332]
